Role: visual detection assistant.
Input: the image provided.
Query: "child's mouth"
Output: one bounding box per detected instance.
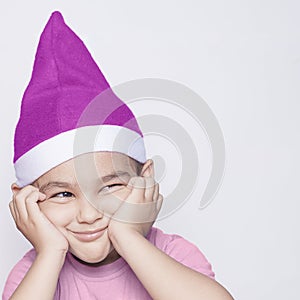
[70,227,107,242]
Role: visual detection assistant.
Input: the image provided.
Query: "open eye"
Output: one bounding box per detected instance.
[51,191,74,198]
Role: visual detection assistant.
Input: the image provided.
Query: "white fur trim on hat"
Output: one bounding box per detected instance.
[14,125,146,187]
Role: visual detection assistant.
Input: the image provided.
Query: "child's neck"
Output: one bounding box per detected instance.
[71,249,121,267]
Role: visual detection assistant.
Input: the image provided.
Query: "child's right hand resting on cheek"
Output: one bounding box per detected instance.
[8,184,69,300]
[10,184,69,257]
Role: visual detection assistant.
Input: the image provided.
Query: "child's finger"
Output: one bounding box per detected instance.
[9,200,17,221]
[126,177,145,204]
[11,196,20,221]
[25,190,46,221]
[153,182,159,202]
[13,186,38,221]
[144,178,155,202]
[156,194,163,211]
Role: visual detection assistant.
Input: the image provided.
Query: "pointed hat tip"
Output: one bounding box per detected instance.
[47,11,65,26]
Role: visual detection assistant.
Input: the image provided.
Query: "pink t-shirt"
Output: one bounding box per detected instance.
[3,227,215,299]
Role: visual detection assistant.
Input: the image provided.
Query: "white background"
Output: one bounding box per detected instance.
[1,1,299,299]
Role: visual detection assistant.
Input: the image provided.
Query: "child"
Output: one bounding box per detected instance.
[3,11,233,300]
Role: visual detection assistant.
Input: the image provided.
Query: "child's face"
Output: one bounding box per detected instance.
[33,152,145,265]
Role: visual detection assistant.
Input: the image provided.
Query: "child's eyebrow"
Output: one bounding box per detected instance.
[39,181,76,193]
[101,171,130,183]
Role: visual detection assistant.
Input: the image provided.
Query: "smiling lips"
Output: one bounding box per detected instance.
[71,227,107,242]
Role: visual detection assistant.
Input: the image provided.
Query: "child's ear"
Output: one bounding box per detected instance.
[140,159,154,178]
[11,183,21,196]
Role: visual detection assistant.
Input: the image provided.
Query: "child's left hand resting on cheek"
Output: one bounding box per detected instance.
[105,177,234,300]
[108,176,162,246]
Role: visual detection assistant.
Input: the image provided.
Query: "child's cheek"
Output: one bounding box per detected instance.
[113,187,131,201]
[95,188,131,216]
[39,202,76,227]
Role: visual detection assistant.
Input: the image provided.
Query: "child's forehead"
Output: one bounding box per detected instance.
[35,152,136,186]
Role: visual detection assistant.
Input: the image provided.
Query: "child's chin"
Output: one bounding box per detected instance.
[72,252,108,265]
[83,257,105,264]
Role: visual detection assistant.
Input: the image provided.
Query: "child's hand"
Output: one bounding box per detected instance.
[9,185,69,256]
[107,177,163,249]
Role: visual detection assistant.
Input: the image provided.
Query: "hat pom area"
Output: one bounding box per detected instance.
[13,11,146,187]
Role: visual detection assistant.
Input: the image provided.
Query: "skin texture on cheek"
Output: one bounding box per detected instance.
[38,202,77,230]
[92,187,132,217]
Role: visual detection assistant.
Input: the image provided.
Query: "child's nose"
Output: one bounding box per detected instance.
[77,198,103,224]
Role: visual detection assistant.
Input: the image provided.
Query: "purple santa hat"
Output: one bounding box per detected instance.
[13,11,146,187]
